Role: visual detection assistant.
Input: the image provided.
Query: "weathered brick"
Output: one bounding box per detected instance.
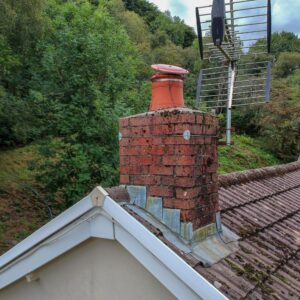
[164,136,191,145]
[192,214,216,230]
[120,174,130,184]
[149,145,174,156]
[119,118,129,127]
[119,156,130,166]
[119,108,220,232]
[130,156,153,165]
[176,187,201,199]
[164,198,197,210]
[174,145,198,155]
[150,165,173,176]
[161,176,175,186]
[119,138,131,147]
[129,116,152,127]
[120,165,149,175]
[196,114,204,124]
[175,166,195,177]
[175,177,196,188]
[174,113,196,124]
[120,146,140,156]
[131,175,160,185]
[149,186,173,197]
[151,124,174,135]
[163,155,195,166]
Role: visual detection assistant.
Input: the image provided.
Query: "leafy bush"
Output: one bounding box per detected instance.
[31,1,146,208]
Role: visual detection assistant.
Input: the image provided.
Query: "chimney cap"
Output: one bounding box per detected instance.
[151,64,189,75]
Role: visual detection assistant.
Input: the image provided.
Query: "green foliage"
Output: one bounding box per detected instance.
[29,0,146,207]
[219,135,282,174]
[0,0,48,55]
[258,71,300,161]
[273,52,300,78]
[0,0,49,146]
[271,32,300,58]
[122,0,196,48]
[0,0,299,211]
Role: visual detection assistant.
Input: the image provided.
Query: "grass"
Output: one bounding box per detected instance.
[0,144,38,192]
[219,134,282,174]
[0,144,48,254]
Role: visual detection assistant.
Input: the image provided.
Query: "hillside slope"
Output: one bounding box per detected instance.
[0,136,282,254]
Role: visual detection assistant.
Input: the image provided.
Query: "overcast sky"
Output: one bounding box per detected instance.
[148,0,300,36]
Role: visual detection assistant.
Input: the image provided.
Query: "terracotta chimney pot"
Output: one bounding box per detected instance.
[150,64,189,111]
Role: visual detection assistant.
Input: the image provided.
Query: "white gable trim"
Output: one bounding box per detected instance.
[104,197,227,300]
[0,187,228,300]
[0,195,96,269]
[0,212,114,289]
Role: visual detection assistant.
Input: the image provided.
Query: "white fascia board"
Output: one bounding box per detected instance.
[0,213,114,289]
[0,195,95,269]
[103,197,228,300]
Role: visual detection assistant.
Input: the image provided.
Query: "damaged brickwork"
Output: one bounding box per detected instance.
[119,108,219,239]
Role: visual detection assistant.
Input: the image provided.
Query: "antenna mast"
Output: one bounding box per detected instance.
[195,0,273,145]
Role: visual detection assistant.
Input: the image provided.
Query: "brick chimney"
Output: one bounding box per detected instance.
[119,64,219,241]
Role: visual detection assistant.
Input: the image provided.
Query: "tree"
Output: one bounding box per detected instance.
[273,52,300,78]
[33,0,145,208]
[271,32,300,58]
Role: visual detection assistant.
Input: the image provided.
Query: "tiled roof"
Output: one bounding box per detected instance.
[197,161,300,300]
[120,161,300,300]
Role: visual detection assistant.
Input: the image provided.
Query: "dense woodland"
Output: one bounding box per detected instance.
[0,0,299,212]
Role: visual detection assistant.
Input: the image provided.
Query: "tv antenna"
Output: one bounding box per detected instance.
[195,0,272,145]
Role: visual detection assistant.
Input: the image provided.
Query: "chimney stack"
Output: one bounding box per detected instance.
[119,64,219,241]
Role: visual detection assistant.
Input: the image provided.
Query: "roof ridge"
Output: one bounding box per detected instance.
[219,161,300,188]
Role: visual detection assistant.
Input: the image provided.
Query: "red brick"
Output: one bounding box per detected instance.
[163,156,195,166]
[164,198,197,210]
[207,163,218,173]
[192,214,216,230]
[121,146,141,156]
[174,145,197,155]
[148,145,174,156]
[174,113,196,124]
[150,165,173,176]
[129,156,152,165]
[120,165,149,175]
[207,125,217,135]
[173,123,191,134]
[175,177,196,187]
[161,176,175,186]
[180,206,214,222]
[119,138,130,147]
[196,114,204,124]
[120,174,130,184]
[119,156,130,166]
[151,124,174,135]
[120,128,132,137]
[165,136,199,145]
[175,166,195,177]
[176,187,201,199]
[131,175,160,185]
[129,116,152,127]
[131,137,152,146]
[123,126,151,137]
[119,118,129,127]
[204,115,215,125]
[151,137,164,145]
[149,186,173,197]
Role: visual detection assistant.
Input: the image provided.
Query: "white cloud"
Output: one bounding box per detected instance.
[148,0,171,12]
[148,0,300,35]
